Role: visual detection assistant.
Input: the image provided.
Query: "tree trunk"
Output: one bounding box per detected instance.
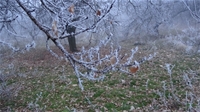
[66,25,78,52]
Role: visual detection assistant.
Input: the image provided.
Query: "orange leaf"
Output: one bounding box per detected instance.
[68,4,74,13]
[129,66,139,73]
[110,56,116,65]
[96,10,101,16]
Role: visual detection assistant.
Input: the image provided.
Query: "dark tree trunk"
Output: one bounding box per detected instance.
[66,25,78,52]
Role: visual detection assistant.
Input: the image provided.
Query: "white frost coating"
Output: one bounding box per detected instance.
[25,41,36,51]
[125,46,138,65]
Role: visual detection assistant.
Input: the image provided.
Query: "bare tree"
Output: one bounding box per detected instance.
[181,0,200,53]
[0,0,154,92]
[119,0,182,41]
[182,0,200,22]
[0,0,19,34]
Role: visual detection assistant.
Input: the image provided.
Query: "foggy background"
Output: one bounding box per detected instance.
[0,0,200,53]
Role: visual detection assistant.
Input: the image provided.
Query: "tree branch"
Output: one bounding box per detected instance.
[59,0,116,39]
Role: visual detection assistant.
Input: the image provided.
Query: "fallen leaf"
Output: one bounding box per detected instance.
[121,79,126,84]
[72,84,77,87]
[61,94,65,99]
[130,106,135,111]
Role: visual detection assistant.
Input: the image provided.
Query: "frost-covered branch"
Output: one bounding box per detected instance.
[0,16,18,23]
[59,0,116,39]
[182,0,200,22]
[15,0,156,92]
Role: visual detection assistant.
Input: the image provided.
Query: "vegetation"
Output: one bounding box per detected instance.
[0,41,199,111]
[0,0,200,111]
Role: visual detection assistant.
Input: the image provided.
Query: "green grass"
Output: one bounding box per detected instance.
[1,46,200,111]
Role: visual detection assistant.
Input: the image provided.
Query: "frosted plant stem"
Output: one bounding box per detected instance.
[85,96,95,109]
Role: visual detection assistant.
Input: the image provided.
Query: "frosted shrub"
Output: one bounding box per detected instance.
[176,28,200,54]
[156,63,200,111]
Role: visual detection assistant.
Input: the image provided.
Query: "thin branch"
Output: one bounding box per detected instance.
[0,16,18,23]
[59,0,116,39]
[15,0,53,40]
[40,0,56,14]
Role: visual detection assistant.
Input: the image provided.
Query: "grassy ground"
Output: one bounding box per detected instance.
[0,40,200,111]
